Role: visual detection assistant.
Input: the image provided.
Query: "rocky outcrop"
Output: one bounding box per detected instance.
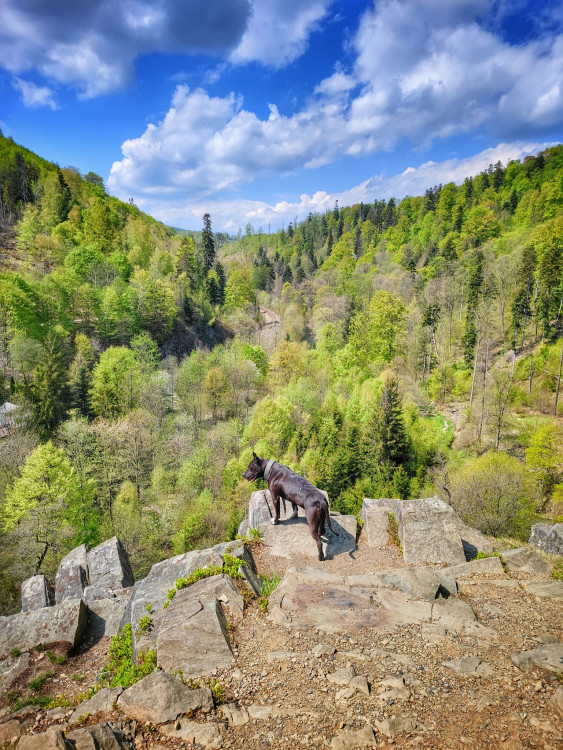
[65,722,134,749]
[0,652,30,692]
[500,547,550,575]
[529,522,563,556]
[117,671,213,724]
[17,730,69,749]
[156,574,240,677]
[86,537,134,599]
[69,687,124,724]
[21,575,52,612]
[522,580,563,599]
[55,545,89,604]
[0,599,87,658]
[360,496,493,563]
[511,642,563,673]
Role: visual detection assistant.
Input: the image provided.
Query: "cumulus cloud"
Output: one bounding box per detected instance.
[109,0,563,204]
[127,141,550,233]
[230,0,333,68]
[0,0,251,97]
[12,77,57,109]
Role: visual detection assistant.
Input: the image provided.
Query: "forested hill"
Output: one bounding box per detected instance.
[1,135,562,614]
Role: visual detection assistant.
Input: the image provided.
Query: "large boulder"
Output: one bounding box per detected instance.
[157,575,240,677]
[359,498,403,548]
[529,523,563,556]
[117,671,213,724]
[21,575,52,612]
[86,537,134,598]
[55,545,89,604]
[84,591,132,638]
[129,540,253,659]
[400,497,466,564]
[0,599,86,658]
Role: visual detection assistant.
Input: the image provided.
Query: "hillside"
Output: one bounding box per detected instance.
[1,136,563,623]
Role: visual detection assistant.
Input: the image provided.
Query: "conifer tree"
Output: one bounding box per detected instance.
[374,377,410,467]
[24,334,69,441]
[202,213,215,270]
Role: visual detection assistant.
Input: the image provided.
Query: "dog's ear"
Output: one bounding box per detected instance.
[252,451,258,460]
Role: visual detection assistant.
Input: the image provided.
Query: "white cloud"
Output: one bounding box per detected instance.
[230,0,333,68]
[12,77,57,109]
[126,141,550,233]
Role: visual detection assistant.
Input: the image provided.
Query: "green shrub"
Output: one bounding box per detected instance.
[29,669,55,692]
[259,574,280,598]
[101,624,156,688]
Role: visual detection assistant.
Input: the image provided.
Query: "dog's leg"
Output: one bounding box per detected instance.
[291,501,298,519]
[271,492,281,525]
[308,509,325,560]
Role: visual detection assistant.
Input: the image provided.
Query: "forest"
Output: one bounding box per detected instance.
[1,131,562,613]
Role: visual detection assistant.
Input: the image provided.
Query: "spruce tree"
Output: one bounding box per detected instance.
[201,213,215,270]
[375,377,410,466]
[24,334,69,441]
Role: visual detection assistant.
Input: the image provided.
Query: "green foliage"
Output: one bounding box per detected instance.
[101,624,156,688]
[387,513,402,552]
[46,650,67,665]
[28,669,55,692]
[259,574,280,597]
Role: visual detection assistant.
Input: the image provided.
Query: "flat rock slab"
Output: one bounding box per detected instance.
[268,566,484,636]
[529,523,563,556]
[259,505,357,560]
[0,652,30,693]
[0,599,86,658]
[157,575,239,678]
[522,580,563,599]
[445,556,505,579]
[330,725,376,749]
[21,575,52,612]
[17,731,69,749]
[55,545,88,604]
[500,547,550,575]
[160,719,223,748]
[511,643,563,673]
[346,567,455,600]
[117,671,213,725]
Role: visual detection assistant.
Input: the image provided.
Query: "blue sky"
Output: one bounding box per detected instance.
[1,0,563,232]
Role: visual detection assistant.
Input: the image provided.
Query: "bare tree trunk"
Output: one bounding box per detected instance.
[554,336,563,416]
[470,338,480,407]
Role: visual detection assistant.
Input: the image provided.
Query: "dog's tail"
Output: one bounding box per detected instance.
[324,502,339,536]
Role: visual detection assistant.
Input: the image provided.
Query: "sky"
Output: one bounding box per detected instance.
[1,0,563,233]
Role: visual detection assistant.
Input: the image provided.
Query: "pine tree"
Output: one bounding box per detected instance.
[215,261,226,306]
[201,213,215,270]
[24,334,69,441]
[375,377,410,466]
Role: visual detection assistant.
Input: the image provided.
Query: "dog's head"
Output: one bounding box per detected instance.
[243,451,264,482]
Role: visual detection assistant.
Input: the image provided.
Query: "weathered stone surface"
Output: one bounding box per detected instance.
[117,671,213,724]
[87,537,134,594]
[55,545,89,604]
[0,719,24,745]
[359,498,403,548]
[327,666,356,685]
[0,652,30,693]
[17,730,70,749]
[511,643,563,673]
[522,580,563,599]
[219,702,249,726]
[529,522,563,556]
[66,722,133,750]
[445,556,505,579]
[330,725,375,749]
[375,716,421,737]
[0,599,86,658]
[85,595,131,638]
[442,656,494,676]
[551,685,563,717]
[21,575,52,612]
[400,497,466,564]
[346,567,455,600]
[160,719,223,748]
[69,687,124,724]
[500,547,550,575]
[130,540,250,658]
[157,575,237,677]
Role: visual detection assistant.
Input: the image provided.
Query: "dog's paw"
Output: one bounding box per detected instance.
[291,511,298,519]
[270,518,277,525]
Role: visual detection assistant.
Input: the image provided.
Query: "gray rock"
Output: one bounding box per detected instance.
[330,725,375,749]
[445,556,505,578]
[511,643,563,673]
[160,719,223,748]
[0,652,30,692]
[87,537,134,593]
[69,687,124,724]
[17,730,70,749]
[219,702,249,726]
[157,575,238,677]
[0,719,23,746]
[0,599,86,658]
[359,498,403,548]
[522,580,563,599]
[66,722,134,750]
[86,594,132,638]
[400,497,466,564]
[21,575,52,612]
[346,567,455,600]
[117,671,213,724]
[55,545,89,604]
[375,716,421,737]
[500,547,550,575]
[327,666,356,685]
[529,523,563,556]
[442,656,493,676]
[130,540,250,659]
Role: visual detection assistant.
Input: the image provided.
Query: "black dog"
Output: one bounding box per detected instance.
[243,452,338,560]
